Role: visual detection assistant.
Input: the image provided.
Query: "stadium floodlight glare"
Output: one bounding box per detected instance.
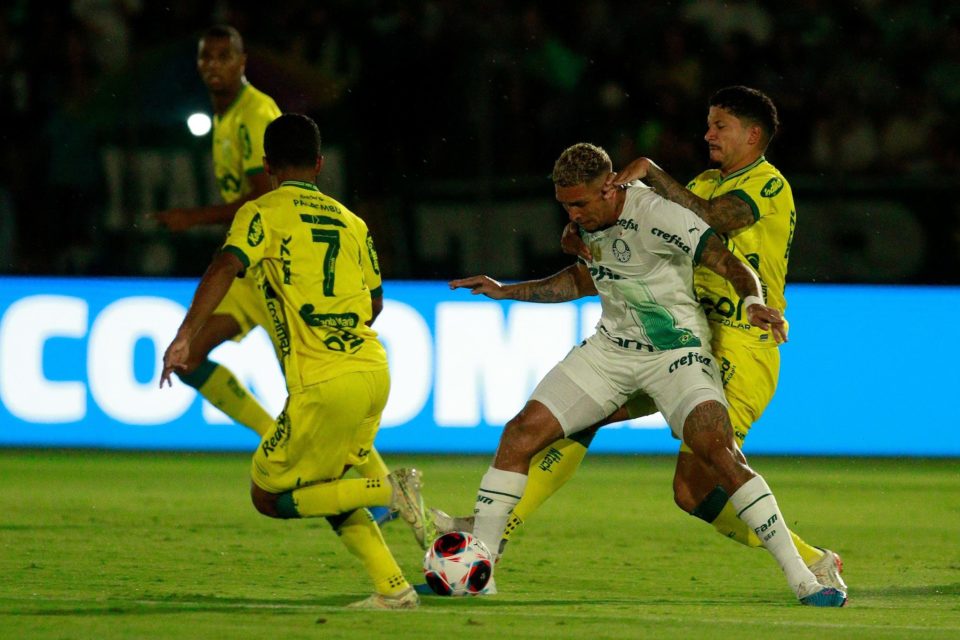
[187,113,212,136]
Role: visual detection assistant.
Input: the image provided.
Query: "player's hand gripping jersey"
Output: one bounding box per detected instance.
[223,181,387,393]
[687,157,795,345]
[580,182,717,352]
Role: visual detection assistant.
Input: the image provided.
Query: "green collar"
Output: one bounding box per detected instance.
[281,180,319,191]
[719,156,766,183]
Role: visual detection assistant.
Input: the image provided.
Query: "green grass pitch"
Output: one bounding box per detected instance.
[1,450,958,639]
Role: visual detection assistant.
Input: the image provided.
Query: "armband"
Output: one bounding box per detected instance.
[742,295,764,309]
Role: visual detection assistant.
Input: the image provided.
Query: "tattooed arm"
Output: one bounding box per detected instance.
[698,234,786,342]
[609,158,754,233]
[449,262,597,302]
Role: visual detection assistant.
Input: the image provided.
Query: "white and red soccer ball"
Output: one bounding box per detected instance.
[422,531,493,596]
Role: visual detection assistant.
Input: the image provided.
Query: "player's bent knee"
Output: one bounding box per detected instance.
[673,483,697,512]
[250,482,294,519]
[503,416,556,458]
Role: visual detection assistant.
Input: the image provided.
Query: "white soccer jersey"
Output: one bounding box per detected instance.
[581,182,716,352]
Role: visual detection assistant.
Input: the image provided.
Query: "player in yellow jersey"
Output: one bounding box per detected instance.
[151,25,282,438]
[152,27,396,521]
[161,114,431,609]
[431,86,846,594]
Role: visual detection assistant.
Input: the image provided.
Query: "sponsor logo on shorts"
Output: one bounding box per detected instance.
[720,356,736,387]
[668,351,713,373]
[261,411,291,458]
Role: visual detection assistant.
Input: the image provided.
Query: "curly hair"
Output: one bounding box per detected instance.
[551,143,612,187]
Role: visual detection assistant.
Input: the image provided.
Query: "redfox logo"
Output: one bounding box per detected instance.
[261,412,290,457]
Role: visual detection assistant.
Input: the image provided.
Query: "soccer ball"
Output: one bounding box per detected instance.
[422,531,493,596]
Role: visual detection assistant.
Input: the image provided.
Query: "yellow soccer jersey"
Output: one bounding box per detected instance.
[212,83,281,203]
[222,180,387,392]
[687,156,796,345]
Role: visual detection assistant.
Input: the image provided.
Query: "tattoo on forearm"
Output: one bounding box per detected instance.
[646,165,753,233]
[701,238,760,300]
[508,269,580,302]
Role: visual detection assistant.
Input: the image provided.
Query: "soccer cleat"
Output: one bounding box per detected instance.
[799,586,847,607]
[809,548,847,592]
[347,587,419,610]
[430,508,475,535]
[388,468,436,549]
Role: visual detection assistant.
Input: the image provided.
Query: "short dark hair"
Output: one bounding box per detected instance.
[264,114,321,169]
[201,25,244,53]
[710,86,780,147]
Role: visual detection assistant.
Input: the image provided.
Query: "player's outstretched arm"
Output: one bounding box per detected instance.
[151,173,272,231]
[699,235,787,343]
[449,263,596,303]
[607,158,753,234]
[161,251,245,386]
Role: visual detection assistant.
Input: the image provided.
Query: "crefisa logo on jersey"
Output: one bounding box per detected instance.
[612,239,631,262]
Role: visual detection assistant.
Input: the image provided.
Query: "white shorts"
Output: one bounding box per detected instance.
[530,334,727,440]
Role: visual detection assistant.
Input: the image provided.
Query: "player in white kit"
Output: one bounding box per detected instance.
[449,143,845,607]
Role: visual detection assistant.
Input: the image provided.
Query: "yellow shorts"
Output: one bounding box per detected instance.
[625,340,779,451]
[250,368,390,493]
[213,274,270,340]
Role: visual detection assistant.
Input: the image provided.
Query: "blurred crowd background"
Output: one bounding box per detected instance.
[1,1,958,283]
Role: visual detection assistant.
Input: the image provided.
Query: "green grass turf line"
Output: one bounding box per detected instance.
[1,450,958,639]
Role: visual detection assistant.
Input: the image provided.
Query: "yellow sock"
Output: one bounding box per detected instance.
[711,499,762,546]
[355,447,389,478]
[196,363,274,437]
[504,438,588,542]
[334,509,409,596]
[292,477,392,517]
[710,499,824,566]
[790,531,825,566]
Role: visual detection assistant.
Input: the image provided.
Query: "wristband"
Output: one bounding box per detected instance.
[742,295,764,309]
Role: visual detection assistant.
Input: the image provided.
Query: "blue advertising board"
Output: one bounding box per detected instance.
[0,277,956,456]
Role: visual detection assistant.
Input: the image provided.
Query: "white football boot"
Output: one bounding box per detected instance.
[809,548,848,592]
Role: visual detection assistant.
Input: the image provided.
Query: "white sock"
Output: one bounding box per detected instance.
[472,466,527,561]
[730,475,821,598]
